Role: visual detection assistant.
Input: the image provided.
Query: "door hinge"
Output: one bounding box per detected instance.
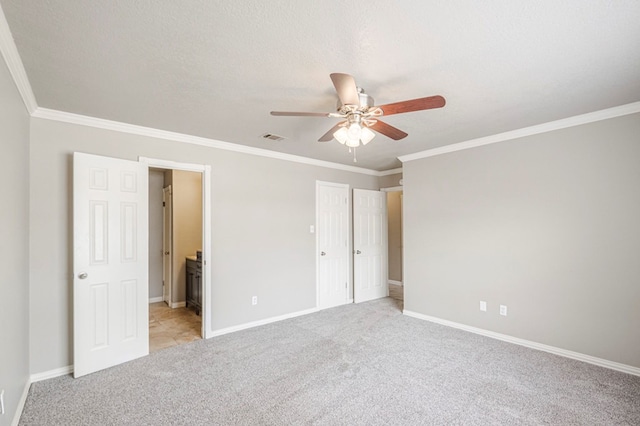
[163,201,165,206]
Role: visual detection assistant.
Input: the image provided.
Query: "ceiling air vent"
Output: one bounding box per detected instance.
[262,133,286,141]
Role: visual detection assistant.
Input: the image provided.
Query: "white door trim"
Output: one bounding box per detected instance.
[316,181,352,308]
[380,185,403,192]
[139,157,213,339]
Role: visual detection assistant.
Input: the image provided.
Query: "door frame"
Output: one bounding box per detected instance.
[315,180,352,308]
[140,157,213,339]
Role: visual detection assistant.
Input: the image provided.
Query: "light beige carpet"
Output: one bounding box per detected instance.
[19,297,640,425]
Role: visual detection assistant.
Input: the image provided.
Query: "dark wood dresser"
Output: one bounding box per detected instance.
[185,251,202,315]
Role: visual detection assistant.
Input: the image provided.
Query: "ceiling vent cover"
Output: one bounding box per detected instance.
[262,133,286,141]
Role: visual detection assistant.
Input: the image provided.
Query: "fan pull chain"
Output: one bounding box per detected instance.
[353,147,357,163]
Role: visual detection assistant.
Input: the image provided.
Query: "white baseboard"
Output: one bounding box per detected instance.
[15,366,74,425]
[11,379,31,426]
[388,280,403,286]
[30,365,74,383]
[148,296,163,304]
[403,310,640,377]
[209,307,319,338]
[170,301,186,309]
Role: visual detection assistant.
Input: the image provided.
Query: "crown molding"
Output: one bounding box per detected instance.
[378,167,403,176]
[0,5,37,113]
[32,107,388,176]
[399,101,640,163]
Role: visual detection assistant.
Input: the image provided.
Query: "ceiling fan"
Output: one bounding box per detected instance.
[270,73,445,158]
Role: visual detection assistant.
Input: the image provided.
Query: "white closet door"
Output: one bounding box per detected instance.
[353,189,388,303]
[317,182,349,309]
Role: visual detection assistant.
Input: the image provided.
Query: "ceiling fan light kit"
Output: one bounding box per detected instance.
[270,73,445,162]
[333,122,376,147]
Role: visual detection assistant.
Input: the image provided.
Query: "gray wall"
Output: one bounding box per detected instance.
[403,113,640,368]
[378,172,402,189]
[28,117,379,374]
[0,56,30,423]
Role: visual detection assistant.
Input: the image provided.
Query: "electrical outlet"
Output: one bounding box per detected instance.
[500,305,508,316]
[252,296,258,306]
[479,301,487,312]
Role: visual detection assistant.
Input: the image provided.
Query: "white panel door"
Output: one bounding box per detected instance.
[354,189,388,303]
[317,182,349,309]
[73,152,149,378]
[162,186,172,305]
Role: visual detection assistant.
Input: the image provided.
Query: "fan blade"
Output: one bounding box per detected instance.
[318,122,346,142]
[270,111,332,117]
[369,120,408,140]
[377,95,445,116]
[330,73,360,106]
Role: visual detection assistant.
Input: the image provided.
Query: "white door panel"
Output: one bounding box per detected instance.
[74,152,149,378]
[317,182,349,309]
[354,189,388,303]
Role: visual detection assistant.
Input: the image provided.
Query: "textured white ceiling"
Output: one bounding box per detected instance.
[2,1,640,170]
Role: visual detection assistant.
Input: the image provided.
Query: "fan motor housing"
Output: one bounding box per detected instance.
[337,88,374,112]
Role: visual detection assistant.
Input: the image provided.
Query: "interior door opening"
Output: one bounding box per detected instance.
[148,167,204,353]
[385,189,403,307]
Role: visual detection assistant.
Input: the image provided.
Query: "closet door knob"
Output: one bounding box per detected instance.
[78,272,88,280]
[320,251,326,256]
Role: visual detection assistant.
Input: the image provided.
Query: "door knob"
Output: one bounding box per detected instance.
[78,272,88,280]
[320,251,326,256]
[164,251,170,255]
[356,250,361,254]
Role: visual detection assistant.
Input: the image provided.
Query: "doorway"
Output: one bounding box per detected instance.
[73,153,212,377]
[148,167,206,352]
[383,187,403,307]
[315,182,391,309]
[141,157,212,346]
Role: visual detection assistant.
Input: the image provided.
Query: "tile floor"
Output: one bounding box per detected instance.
[149,302,202,353]
[388,283,404,310]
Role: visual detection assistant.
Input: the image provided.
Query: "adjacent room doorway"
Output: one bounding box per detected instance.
[72,153,212,378]
[382,185,403,305]
[141,157,212,346]
[148,168,204,353]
